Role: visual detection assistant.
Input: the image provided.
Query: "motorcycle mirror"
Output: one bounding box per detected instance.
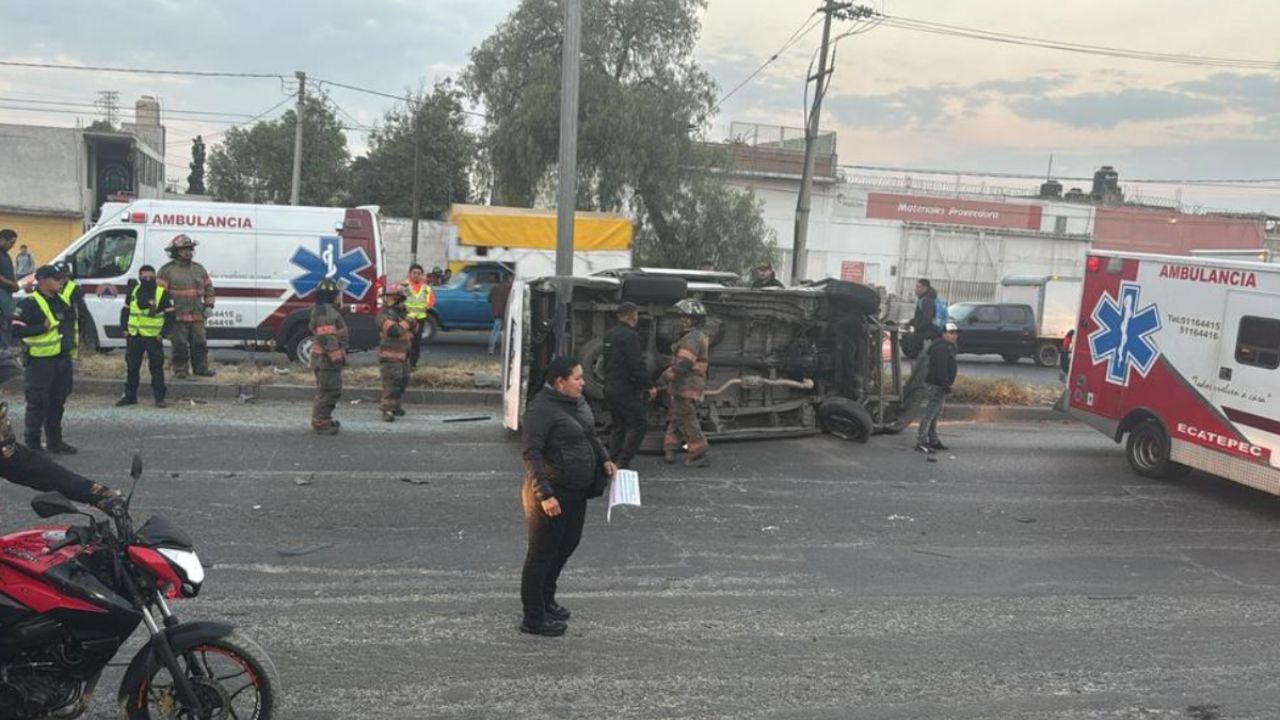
[31,492,79,519]
[130,453,143,480]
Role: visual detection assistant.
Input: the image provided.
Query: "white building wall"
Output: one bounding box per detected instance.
[0,124,85,216]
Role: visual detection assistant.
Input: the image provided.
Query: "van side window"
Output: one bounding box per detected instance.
[974,306,1000,323]
[1236,316,1280,370]
[1003,306,1031,325]
[68,230,136,279]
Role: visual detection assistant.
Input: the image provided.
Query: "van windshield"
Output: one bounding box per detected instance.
[948,304,976,322]
[68,230,136,279]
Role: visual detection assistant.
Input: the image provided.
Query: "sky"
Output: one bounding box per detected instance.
[1,0,1277,214]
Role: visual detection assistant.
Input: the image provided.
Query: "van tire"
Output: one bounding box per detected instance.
[621,276,687,306]
[77,315,105,354]
[822,280,881,315]
[1034,342,1060,368]
[1125,420,1192,480]
[284,325,311,364]
[817,397,873,443]
[1001,354,1021,364]
[578,337,607,401]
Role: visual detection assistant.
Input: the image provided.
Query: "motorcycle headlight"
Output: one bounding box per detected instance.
[157,548,205,587]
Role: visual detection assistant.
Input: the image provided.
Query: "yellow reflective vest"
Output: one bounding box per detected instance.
[22,293,66,359]
[127,285,167,338]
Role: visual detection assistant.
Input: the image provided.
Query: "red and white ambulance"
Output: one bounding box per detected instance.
[1066,250,1280,495]
[49,199,387,361]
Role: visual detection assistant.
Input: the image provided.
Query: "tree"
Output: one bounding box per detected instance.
[187,135,206,195]
[349,82,474,218]
[634,174,777,272]
[207,97,348,205]
[463,0,775,267]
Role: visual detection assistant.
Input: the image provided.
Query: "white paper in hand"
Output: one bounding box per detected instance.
[607,469,641,522]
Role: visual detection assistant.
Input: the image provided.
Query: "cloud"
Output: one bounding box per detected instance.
[1008,89,1225,128]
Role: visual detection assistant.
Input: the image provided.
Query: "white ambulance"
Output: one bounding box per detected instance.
[1066,250,1280,495]
[50,199,387,360]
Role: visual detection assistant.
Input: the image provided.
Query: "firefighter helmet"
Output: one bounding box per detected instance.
[315,277,344,301]
[673,298,706,317]
[168,234,197,250]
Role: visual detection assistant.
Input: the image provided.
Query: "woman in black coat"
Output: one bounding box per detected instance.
[519,356,616,636]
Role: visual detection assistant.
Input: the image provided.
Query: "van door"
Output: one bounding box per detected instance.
[1216,291,1280,465]
[65,227,139,348]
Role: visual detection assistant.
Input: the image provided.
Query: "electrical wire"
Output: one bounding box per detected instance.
[314,78,488,119]
[709,10,825,116]
[0,59,283,79]
[876,14,1280,70]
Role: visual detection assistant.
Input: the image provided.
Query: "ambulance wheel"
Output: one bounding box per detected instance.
[284,326,312,364]
[421,315,440,343]
[818,397,872,443]
[1034,342,1060,368]
[1001,354,1021,364]
[1126,420,1192,480]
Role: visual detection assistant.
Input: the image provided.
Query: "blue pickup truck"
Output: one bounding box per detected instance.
[423,262,514,341]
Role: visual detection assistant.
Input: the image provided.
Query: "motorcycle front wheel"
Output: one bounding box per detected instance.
[120,630,280,720]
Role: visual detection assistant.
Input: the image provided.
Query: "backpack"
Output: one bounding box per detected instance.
[932,296,947,330]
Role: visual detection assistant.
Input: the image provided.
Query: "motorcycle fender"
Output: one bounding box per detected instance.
[116,621,235,703]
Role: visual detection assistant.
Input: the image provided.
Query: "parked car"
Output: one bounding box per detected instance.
[502,268,927,447]
[948,302,1063,367]
[424,262,514,341]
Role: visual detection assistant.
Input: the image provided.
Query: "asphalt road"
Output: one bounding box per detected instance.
[3,397,1279,719]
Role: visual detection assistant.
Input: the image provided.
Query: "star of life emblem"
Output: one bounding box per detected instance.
[289,236,372,299]
[1088,281,1162,387]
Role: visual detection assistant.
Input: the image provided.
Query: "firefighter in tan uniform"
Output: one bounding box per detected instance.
[156,234,216,378]
[309,278,348,435]
[660,299,711,467]
[376,283,414,422]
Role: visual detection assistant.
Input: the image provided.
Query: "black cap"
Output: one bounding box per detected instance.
[34,264,64,280]
[617,301,639,313]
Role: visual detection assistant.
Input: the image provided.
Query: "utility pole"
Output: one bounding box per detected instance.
[792,2,871,285]
[410,105,422,265]
[290,71,306,206]
[554,0,582,277]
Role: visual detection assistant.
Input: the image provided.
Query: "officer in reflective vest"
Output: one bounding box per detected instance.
[49,261,87,360]
[403,263,435,369]
[10,265,78,454]
[116,265,174,408]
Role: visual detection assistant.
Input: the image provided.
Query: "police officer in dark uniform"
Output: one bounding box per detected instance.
[11,265,78,454]
[603,301,654,469]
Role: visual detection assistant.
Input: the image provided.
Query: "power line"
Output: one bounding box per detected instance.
[841,163,1280,191]
[315,78,489,119]
[709,11,824,116]
[876,14,1280,70]
[0,58,283,79]
[0,95,276,119]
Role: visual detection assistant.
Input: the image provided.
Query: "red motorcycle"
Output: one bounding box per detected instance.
[0,455,278,719]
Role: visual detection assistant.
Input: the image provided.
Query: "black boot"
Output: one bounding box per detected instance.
[519,618,567,637]
[192,344,216,377]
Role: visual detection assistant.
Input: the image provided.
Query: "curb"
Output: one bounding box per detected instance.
[72,377,1065,421]
[72,377,503,407]
[942,404,1069,423]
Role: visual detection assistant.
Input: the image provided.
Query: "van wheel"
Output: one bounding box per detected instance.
[578,338,607,401]
[1034,342,1060,368]
[1001,354,1021,364]
[1126,420,1192,480]
[78,315,105,354]
[421,315,440,343]
[817,397,873,443]
[284,326,312,364]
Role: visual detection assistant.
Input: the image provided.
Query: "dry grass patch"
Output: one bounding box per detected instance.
[75,354,499,390]
[949,376,1060,406]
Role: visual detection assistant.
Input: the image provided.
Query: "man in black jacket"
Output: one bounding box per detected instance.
[520,357,616,636]
[0,400,122,513]
[916,322,958,453]
[603,302,654,468]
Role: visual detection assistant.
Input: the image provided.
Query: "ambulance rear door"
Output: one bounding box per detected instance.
[1214,290,1280,466]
